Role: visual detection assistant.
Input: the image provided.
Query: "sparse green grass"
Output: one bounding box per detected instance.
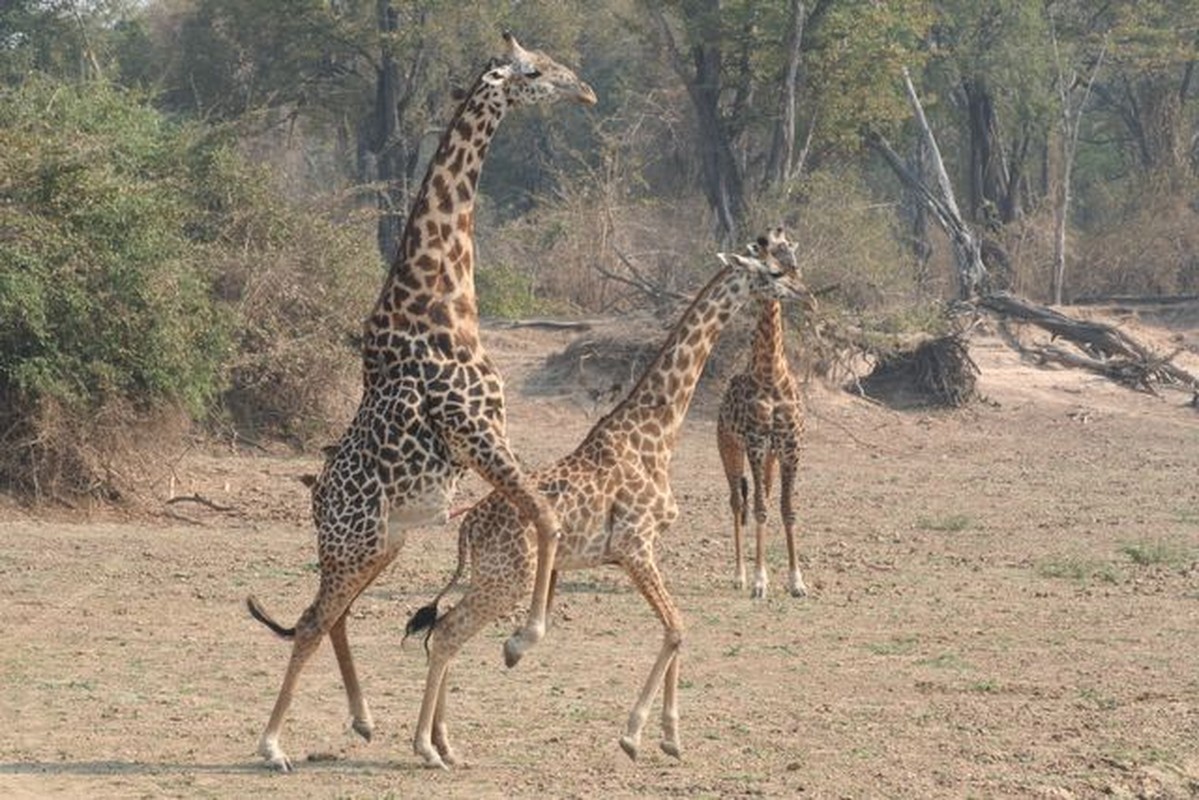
[1174,506,1199,525]
[1077,687,1119,711]
[866,634,920,656]
[1119,538,1193,567]
[916,514,975,532]
[1036,556,1123,585]
[970,679,1000,693]
[917,652,971,670]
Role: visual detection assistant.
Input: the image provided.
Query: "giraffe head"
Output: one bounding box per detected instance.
[748,226,799,272]
[737,227,817,312]
[483,32,598,107]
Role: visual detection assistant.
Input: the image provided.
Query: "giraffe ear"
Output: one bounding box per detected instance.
[717,252,751,269]
[482,63,514,87]
[503,31,538,75]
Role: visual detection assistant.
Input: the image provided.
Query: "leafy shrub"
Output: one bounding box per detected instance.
[0,77,381,497]
[0,78,229,496]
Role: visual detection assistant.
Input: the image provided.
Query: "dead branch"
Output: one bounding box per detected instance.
[496,319,594,332]
[166,493,236,513]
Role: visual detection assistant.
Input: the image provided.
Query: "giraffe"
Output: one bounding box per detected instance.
[243,33,596,772]
[716,227,815,600]
[404,243,816,769]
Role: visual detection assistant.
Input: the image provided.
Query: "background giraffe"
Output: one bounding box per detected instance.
[244,33,596,772]
[404,243,815,769]
[716,227,815,599]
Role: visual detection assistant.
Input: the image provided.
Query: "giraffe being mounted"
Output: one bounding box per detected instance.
[244,33,596,772]
[404,239,816,769]
[717,227,815,599]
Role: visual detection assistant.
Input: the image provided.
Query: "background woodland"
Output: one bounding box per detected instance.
[1,0,1196,497]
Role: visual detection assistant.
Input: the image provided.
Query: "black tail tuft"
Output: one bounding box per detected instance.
[404,601,440,654]
[246,595,296,639]
[738,476,749,526]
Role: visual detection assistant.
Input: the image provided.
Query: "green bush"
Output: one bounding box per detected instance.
[0,77,381,496]
[0,79,229,413]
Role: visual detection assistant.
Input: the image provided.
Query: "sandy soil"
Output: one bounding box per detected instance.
[2,310,1198,799]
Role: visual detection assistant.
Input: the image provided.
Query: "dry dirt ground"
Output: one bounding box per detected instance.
[2,309,1198,799]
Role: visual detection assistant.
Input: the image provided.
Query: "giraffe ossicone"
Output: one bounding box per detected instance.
[405,238,816,769]
[244,33,595,773]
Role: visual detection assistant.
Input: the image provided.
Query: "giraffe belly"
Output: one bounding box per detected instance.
[387,478,457,529]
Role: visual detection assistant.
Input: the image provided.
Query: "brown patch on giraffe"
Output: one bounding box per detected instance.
[454,117,473,141]
[428,302,451,329]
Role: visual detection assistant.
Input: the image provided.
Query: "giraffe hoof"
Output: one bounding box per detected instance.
[789,584,809,599]
[619,736,639,761]
[264,753,295,773]
[750,585,766,600]
[660,739,681,759]
[502,636,524,668]
[415,741,449,770]
[259,739,295,772]
[351,718,374,742]
[435,744,461,766]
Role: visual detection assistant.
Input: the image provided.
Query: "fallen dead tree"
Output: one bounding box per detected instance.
[866,69,1199,405]
[980,293,1198,394]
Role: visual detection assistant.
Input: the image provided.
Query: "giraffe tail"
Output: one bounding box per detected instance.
[738,476,749,527]
[404,521,472,650]
[246,595,296,639]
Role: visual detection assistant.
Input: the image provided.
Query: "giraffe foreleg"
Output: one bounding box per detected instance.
[717,426,748,590]
[747,448,770,600]
[502,497,560,667]
[779,456,808,598]
[658,651,681,758]
[450,427,560,667]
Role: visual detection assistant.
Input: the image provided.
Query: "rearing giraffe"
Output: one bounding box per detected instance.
[244,33,596,772]
[404,242,815,769]
[717,227,814,599]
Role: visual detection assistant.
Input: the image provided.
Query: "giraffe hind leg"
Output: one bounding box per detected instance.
[779,457,808,598]
[618,553,684,761]
[414,576,530,768]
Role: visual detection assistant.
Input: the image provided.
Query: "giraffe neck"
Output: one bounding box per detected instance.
[749,299,790,382]
[363,69,511,372]
[597,267,753,450]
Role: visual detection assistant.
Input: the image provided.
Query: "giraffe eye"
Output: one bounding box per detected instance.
[523,68,543,79]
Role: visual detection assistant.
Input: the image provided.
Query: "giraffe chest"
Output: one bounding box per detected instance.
[719,376,804,442]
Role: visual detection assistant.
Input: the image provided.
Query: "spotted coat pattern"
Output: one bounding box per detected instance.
[408,245,816,769]
[716,227,813,599]
[245,34,596,773]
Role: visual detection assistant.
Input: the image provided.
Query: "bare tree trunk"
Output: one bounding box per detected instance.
[763,0,806,188]
[1050,21,1107,305]
[869,68,988,300]
[368,0,404,262]
[651,4,745,244]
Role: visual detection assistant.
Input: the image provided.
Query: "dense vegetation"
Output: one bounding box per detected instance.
[1,0,1195,498]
